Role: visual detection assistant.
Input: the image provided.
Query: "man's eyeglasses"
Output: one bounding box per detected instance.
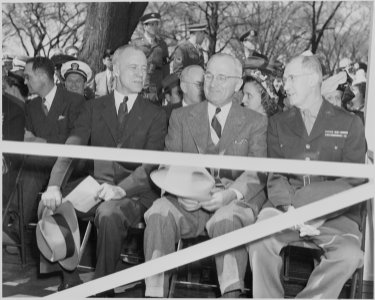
[181,81,204,88]
[204,72,241,83]
[282,73,314,85]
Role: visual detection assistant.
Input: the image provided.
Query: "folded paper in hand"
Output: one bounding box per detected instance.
[63,176,101,213]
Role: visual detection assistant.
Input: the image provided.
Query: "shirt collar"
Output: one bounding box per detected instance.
[207,101,232,126]
[43,85,57,110]
[302,98,323,118]
[114,90,138,113]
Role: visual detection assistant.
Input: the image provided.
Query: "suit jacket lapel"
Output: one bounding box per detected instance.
[219,103,244,154]
[308,100,334,141]
[47,87,67,121]
[101,93,118,143]
[187,102,209,153]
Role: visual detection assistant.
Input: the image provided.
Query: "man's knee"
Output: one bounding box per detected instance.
[144,197,176,223]
[206,203,254,237]
[326,237,364,270]
[95,201,120,227]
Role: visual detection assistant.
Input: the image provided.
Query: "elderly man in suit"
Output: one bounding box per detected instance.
[144,53,268,298]
[40,45,167,291]
[248,53,367,298]
[3,57,85,245]
[93,49,114,98]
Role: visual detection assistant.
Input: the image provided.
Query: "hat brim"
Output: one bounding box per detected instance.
[36,201,80,271]
[244,56,268,70]
[151,168,213,202]
[143,18,160,24]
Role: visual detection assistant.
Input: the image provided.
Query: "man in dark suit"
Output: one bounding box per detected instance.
[3,57,85,244]
[144,53,267,298]
[248,53,367,298]
[40,45,167,290]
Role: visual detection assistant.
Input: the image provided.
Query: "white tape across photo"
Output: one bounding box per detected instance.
[2,141,373,178]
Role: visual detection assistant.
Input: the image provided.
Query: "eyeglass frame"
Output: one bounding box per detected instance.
[181,80,204,88]
[204,72,242,83]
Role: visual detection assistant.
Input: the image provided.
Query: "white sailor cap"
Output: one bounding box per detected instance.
[61,60,92,82]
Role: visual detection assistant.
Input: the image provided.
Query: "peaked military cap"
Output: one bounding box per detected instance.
[188,23,208,32]
[140,12,161,24]
[61,60,93,82]
[239,29,258,42]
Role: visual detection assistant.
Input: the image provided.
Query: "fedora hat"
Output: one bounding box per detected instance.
[36,201,80,271]
[151,165,215,202]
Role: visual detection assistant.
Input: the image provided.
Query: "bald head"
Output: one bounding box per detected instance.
[180,65,205,105]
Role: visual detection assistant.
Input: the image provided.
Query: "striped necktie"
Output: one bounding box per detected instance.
[211,107,222,138]
[42,98,48,116]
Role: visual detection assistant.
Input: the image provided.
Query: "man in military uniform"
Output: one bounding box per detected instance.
[61,60,94,100]
[131,12,169,105]
[172,23,207,76]
[248,52,367,298]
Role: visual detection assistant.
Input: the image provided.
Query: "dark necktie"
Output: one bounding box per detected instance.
[118,96,129,128]
[211,107,222,138]
[42,98,48,116]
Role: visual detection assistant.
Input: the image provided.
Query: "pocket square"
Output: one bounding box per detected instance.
[58,115,66,121]
[234,138,248,145]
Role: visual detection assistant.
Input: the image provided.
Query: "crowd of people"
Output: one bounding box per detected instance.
[2,10,369,298]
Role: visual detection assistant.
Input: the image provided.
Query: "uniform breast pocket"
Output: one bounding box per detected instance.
[319,139,344,161]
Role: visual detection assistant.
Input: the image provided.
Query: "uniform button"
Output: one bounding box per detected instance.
[305,157,310,161]
[306,144,310,149]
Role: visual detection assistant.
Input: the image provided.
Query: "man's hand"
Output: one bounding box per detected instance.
[97,183,126,202]
[287,206,321,237]
[201,189,236,212]
[41,186,62,211]
[178,197,201,212]
[24,130,46,143]
[24,130,36,142]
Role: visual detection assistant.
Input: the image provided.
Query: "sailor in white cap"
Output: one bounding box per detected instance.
[61,60,94,99]
[172,22,207,76]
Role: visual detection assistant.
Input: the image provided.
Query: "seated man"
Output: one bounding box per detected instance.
[144,53,267,298]
[40,45,167,291]
[61,60,94,100]
[3,57,85,244]
[248,53,367,298]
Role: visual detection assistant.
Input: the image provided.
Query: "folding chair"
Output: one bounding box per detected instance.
[281,201,369,298]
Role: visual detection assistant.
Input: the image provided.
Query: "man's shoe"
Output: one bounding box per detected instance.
[57,279,83,291]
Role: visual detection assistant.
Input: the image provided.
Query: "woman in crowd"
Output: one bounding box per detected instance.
[241,75,280,117]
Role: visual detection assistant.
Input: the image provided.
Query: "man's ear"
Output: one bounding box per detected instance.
[234,78,243,92]
[113,64,119,77]
[180,82,187,93]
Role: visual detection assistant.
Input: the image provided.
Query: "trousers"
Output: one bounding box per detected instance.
[144,196,255,297]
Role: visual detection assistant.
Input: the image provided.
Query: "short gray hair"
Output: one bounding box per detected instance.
[208,53,243,76]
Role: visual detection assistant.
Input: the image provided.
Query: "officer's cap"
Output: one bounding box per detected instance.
[188,23,208,33]
[61,60,92,82]
[239,30,258,42]
[140,12,161,24]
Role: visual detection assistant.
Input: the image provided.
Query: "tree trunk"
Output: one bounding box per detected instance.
[80,2,148,75]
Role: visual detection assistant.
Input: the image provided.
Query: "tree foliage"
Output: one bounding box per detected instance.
[2,1,371,75]
[2,2,87,57]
